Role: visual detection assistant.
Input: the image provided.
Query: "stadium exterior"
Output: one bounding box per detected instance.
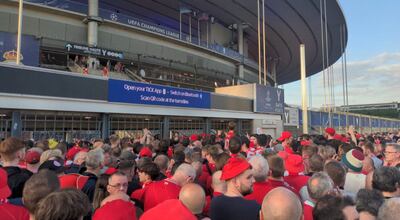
[1,0,396,141]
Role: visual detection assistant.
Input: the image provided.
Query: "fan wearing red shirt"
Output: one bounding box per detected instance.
[303,172,334,220]
[279,151,310,199]
[0,168,29,220]
[246,154,299,205]
[277,131,294,154]
[141,183,205,220]
[139,163,196,211]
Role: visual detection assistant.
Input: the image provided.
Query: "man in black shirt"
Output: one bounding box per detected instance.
[210,157,260,220]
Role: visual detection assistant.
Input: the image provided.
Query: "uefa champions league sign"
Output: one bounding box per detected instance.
[254,84,284,114]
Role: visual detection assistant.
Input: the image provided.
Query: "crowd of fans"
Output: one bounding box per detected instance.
[0,121,400,220]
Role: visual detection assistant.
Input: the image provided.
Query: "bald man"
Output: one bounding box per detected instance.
[204,171,227,215]
[140,183,205,220]
[140,163,196,211]
[261,187,303,220]
[179,183,206,215]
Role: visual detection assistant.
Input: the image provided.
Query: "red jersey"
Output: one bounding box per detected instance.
[141,199,196,220]
[245,179,299,205]
[284,174,309,194]
[141,179,181,211]
[0,202,29,220]
[303,200,315,220]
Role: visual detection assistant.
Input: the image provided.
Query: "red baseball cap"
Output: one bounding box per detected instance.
[93,199,137,220]
[333,134,343,141]
[0,168,11,199]
[190,134,198,142]
[300,140,311,147]
[104,167,118,175]
[325,127,336,136]
[25,150,41,164]
[59,174,90,190]
[220,157,251,180]
[66,146,82,160]
[139,147,153,158]
[277,131,292,142]
[140,199,196,220]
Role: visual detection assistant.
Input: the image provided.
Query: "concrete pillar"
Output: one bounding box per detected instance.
[162,116,170,140]
[237,23,244,80]
[87,0,99,47]
[11,111,22,138]
[101,113,109,140]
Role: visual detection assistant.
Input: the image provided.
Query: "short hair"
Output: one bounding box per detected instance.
[23,170,60,213]
[40,149,63,164]
[34,188,90,220]
[229,136,242,154]
[364,142,375,152]
[55,142,67,155]
[307,172,333,200]
[158,139,170,153]
[154,154,169,171]
[372,166,400,193]
[313,195,354,220]
[324,161,346,187]
[377,197,400,220]
[207,145,220,160]
[386,143,400,152]
[249,155,269,182]
[268,155,285,178]
[0,137,25,161]
[214,152,230,171]
[339,143,353,154]
[309,154,324,172]
[318,145,336,161]
[356,189,384,217]
[302,145,318,157]
[240,135,250,148]
[139,162,160,180]
[86,148,104,170]
[257,134,269,147]
[228,121,236,130]
[175,163,196,180]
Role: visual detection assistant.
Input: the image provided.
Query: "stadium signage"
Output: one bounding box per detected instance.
[284,107,299,126]
[108,79,211,109]
[254,84,284,114]
[65,43,124,59]
[127,19,180,39]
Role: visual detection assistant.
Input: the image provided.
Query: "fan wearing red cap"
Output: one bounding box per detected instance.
[325,127,336,140]
[280,152,310,197]
[210,157,260,220]
[277,131,294,154]
[0,168,30,220]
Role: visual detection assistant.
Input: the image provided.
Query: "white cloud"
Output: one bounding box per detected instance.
[284,52,400,107]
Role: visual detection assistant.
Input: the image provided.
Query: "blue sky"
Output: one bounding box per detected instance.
[284,0,400,107]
